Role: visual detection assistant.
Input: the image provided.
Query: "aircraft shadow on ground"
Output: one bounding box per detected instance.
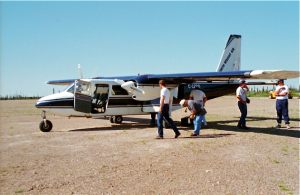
[69,124,150,132]
[68,116,299,138]
[207,116,300,138]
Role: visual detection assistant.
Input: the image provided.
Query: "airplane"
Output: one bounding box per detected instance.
[35,34,300,132]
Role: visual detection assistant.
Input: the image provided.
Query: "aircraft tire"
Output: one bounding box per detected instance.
[115,115,123,124]
[39,120,53,132]
[110,116,115,123]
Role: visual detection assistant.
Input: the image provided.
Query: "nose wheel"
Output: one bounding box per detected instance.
[39,111,53,132]
[109,115,123,124]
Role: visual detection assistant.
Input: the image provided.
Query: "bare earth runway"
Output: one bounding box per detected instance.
[0,96,299,194]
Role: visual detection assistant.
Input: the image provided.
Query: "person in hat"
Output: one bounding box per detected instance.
[180,99,206,136]
[274,79,290,129]
[236,79,249,129]
[156,80,181,139]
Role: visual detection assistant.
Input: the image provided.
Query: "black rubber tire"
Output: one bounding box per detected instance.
[110,116,115,123]
[39,120,53,132]
[115,115,123,124]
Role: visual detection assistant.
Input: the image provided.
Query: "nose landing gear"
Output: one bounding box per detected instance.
[39,111,53,132]
[109,115,123,124]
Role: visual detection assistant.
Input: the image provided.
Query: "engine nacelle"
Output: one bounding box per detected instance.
[121,81,162,101]
[121,81,145,95]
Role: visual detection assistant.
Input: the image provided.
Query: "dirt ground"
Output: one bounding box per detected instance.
[0,96,299,195]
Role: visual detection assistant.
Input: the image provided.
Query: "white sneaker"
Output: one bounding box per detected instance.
[286,125,291,129]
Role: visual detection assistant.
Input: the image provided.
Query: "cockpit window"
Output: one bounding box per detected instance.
[66,83,75,94]
[75,81,91,95]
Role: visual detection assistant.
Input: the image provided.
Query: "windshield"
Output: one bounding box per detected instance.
[65,83,75,94]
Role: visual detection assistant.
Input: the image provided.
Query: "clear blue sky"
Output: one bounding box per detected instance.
[0,1,299,96]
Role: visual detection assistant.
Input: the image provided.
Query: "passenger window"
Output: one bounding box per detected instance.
[112,85,128,95]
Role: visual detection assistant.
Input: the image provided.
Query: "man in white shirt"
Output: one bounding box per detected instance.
[275,79,290,129]
[189,87,207,126]
[236,80,249,129]
[156,80,181,139]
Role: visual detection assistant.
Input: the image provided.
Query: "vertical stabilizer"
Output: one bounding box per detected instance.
[216,34,241,72]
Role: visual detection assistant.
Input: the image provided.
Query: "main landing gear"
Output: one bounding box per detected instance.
[39,111,53,132]
[109,115,123,124]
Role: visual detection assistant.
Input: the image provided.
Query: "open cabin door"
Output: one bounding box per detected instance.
[91,84,109,113]
[74,80,92,113]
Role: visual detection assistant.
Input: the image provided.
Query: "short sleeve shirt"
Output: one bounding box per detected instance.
[190,90,206,105]
[160,87,170,104]
[236,86,247,102]
[275,85,289,100]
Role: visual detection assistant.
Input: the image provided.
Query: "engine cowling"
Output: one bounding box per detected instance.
[121,81,145,95]
[121,81,161,101]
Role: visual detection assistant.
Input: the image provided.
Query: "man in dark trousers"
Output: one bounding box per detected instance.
[156,80,181,139]
[236,79,249,129]
[275,79,290,129]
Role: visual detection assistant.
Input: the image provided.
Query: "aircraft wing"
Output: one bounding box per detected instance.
[45,70,299,86]
[145,70,300,83]
[249,70,300,79]
[47,79,76,85]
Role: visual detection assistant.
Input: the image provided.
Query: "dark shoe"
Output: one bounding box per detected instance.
[190,133,199,137]
[155,136,163,139]
[237,125,242,129]
[175,133,181,138]
[275,124,281,128]
[241,126,249,130]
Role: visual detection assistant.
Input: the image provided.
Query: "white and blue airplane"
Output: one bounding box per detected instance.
[36,35,299,132]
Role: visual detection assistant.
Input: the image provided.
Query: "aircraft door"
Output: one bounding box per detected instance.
[91,84,109,113]
[74,80,92,113]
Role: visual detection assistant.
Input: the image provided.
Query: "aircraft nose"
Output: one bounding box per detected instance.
[35,97,45,108]
[35,95,53,108]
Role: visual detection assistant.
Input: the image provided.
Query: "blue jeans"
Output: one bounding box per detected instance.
[238,101,247,127]
[157,104,180,137]
[276,99,290,124]
[194,114,204,135]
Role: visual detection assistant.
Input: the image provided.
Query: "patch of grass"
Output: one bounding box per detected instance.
[292,147,298,151]
[15,189,24,193]
[182,141,202,153]
[268,157,280,164]
[271,159,280,164]
[281,145,289,155]
[278,181,292,195]
[141,140,147,144]
[183,141,195,148]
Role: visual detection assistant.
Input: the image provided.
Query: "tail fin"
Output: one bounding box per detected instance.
[216,34,241,72]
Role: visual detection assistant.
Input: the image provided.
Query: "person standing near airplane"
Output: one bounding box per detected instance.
[156,80,181,139]
[274,79,290,129]
[180,99,206,136]
[236,80,249,129]
[189,87,207,126]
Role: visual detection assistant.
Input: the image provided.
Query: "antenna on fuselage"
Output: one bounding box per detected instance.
[78,64,83,79]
